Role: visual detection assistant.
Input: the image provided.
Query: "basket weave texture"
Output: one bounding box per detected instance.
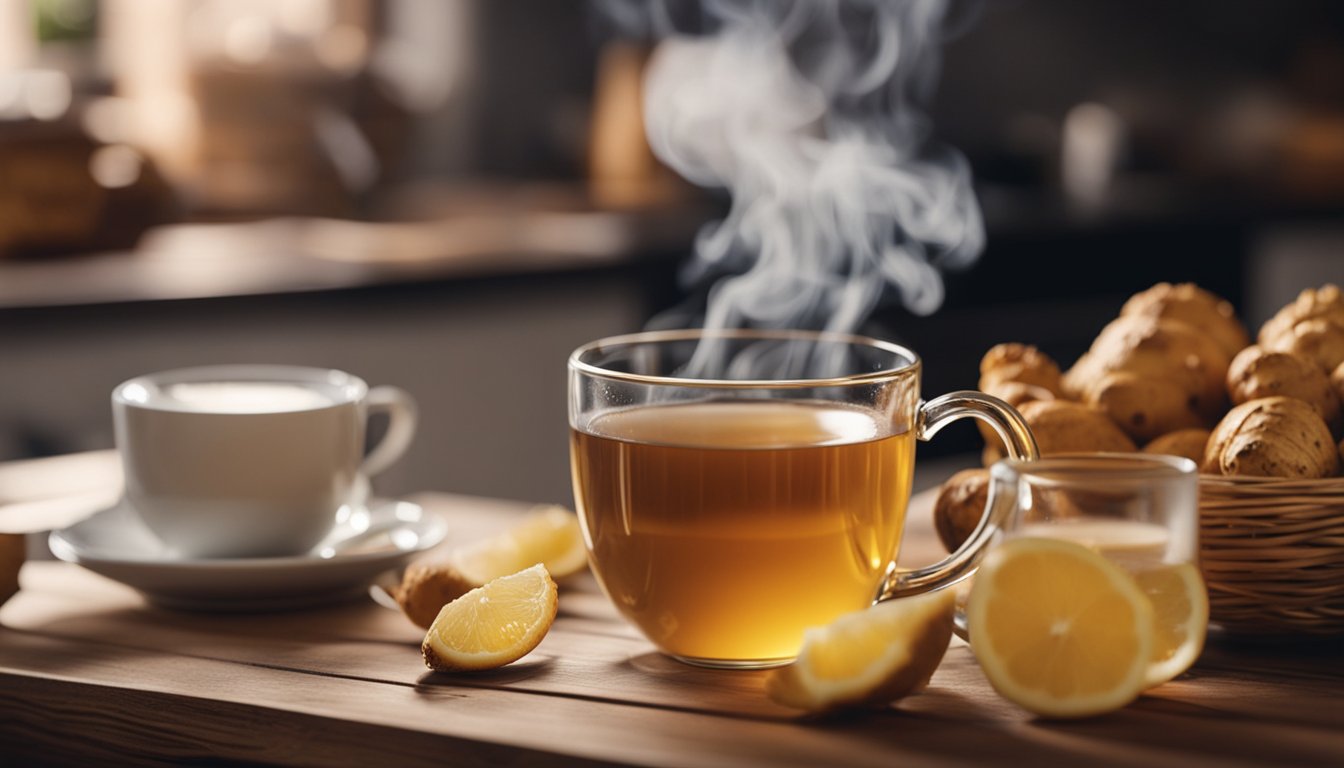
[1200,475,1344,635]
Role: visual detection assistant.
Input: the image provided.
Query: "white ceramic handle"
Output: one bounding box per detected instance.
[362,386,417,477]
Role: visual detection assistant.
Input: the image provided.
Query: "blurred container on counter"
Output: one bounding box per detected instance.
[0,0,175,259]
[104,0,412,219]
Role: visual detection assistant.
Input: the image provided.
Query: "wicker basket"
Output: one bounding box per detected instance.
[1199,475,1344,635]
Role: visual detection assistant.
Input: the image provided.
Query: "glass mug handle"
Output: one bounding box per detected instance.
[873,391,1038,603]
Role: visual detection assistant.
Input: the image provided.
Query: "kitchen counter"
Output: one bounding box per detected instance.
[0,195,705,311]
[2,487,1341,766]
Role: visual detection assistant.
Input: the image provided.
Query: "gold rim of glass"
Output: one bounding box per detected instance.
[568,328,920,389]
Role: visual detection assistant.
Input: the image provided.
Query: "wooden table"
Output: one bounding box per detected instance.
[2,491,1342,767]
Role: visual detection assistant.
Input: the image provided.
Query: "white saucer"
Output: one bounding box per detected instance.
[48,499,447,612]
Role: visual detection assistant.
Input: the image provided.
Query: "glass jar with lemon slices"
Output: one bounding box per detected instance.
[967,453,1208,718]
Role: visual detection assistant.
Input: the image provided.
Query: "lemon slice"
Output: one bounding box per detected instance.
[421,564,558,672]
[967,537,1155,719]
[765,589,955,714]
[506,505,589,578]
[1135,562,1208,687]
[452,506,587,584]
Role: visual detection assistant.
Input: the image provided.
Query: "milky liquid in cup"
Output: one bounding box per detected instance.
[570,399,912,663]
[155,382,337,413]
[1016,519,1171,570]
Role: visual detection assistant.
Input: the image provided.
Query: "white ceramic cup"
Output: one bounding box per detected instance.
[112,365,417,559]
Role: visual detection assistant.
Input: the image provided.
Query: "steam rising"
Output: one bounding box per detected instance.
[616,0,981,330]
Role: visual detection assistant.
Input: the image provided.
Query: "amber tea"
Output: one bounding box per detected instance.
[569,329,1037,669]
[571,399,913,664]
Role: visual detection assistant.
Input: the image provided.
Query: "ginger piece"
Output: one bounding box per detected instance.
[1062,315,1229,422]
[979,343,1063,396]
[977,343,1061,447]
[1143,429,1212,464]
[1202,397,1339,478]
[1120,282,1249,358]
[391,562,480,630]
[1,534,22,607]
[932,469,989,553]
[1264,318,1344,374]
[977,380,1055,445]
[1227,346,1341,433]
[1018,400,1137,454]
[1084,371,1205,443]
[983,380,1056,409]
[1257,284,1344,347]
[984,400,1136,464]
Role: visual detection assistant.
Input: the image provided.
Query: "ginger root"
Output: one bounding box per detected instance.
[1083,371,1205,443]
[1143,429,1211,464]
[977,380,1055,446]
[1257,284,1344,347]
[979,343,1063,396]
[1121,282,1249,358]
[391,562,480,629]
[1062,315,1229,425]
[932,468,988,553]
[971,283,1344,479]
[1264,318,1344,374]
[983,400,1135,464]
[1227,346,1341,433]
[1202,396,1339,478]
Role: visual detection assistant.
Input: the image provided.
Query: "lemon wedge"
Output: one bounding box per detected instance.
[453,505,587,584]
[765,589,954,714]
[422,564,558,672]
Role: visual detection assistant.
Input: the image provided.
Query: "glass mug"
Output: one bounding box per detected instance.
[568,329,1038,668]
[989,454,1198,562]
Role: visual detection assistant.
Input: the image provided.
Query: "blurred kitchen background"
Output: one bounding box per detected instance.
[2,0,1343,504]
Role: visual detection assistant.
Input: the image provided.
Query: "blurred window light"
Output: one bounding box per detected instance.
[0,73,21,117]
[25,69,71,120]
[278,0,330,37]
[80,96,134,144]
[373,40,454,113]
[374,0,472,113]
[223,14,274,64]
[1062,102,1125,209]
[0,69,71,121]
[89,144,144,189]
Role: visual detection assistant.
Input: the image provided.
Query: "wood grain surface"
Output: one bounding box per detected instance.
[2,491,1342,767]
